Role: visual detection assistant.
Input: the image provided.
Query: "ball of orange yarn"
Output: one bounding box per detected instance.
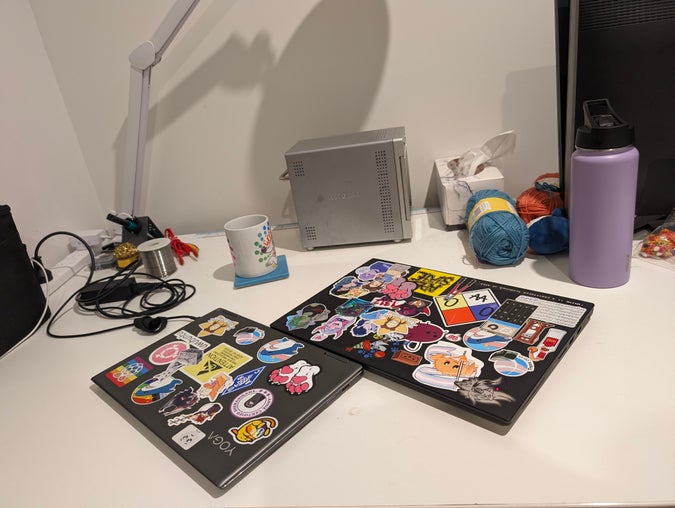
[516,173,564,224]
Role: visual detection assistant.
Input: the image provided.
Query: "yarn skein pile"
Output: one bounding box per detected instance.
[465,189,529,266]
[515,172,569,255]
[515,172,564,223]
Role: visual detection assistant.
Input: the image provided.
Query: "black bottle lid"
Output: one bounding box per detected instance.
[575,99,635,150]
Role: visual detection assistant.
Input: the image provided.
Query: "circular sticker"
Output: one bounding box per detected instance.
[463,327,510,352]
[488,350,535,377]
[230,388,273,418]
[149,341,189,365]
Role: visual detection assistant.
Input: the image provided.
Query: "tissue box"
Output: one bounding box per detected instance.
[435,156,504,228]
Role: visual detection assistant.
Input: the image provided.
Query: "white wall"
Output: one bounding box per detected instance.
[0,0,105,265]
[12,0,559,240]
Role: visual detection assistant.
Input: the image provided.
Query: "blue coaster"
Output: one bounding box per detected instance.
[233,255,289,289]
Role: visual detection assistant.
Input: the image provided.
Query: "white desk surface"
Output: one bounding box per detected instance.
[1,211,673,508]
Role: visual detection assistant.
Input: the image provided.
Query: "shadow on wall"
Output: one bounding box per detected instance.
[113,32,275,214]
[252,0,390,224]
[501,65,559,198]
[113,0,390,230]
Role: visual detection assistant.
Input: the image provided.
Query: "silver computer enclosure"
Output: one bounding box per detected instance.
[285,127,412,250]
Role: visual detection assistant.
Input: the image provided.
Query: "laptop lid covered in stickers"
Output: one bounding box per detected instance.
[270,259,594,433]
[91,308,362,490]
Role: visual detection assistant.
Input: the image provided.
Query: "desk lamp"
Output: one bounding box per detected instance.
[121,0,200,216]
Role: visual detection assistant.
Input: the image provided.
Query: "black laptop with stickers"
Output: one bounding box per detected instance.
[270,258,594,433]
[92,308,362,490]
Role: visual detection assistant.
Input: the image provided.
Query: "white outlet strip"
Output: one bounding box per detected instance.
[44,251,91,295]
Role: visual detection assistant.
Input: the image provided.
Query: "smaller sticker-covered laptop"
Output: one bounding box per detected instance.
[92,308,362,490]
[270,259,594,433]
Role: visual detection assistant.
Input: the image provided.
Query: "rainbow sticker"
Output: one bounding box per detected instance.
[106,357,152,387]
[131,376,182,404]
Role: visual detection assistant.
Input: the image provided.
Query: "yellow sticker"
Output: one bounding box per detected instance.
[467,197,518,230]
[408,269,461,297]
[181,343,252,383]
[197,315,238,337]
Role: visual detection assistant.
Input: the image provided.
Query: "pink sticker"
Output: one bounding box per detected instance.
[149,341,189,365]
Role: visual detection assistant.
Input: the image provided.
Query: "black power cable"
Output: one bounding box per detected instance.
[33,231,197,338]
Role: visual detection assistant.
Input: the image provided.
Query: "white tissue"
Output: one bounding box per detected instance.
[444,130,517,178]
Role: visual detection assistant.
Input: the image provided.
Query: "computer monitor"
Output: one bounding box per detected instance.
[556,0,675,229]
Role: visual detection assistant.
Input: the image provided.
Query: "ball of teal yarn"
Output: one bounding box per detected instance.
[465,189,529,266]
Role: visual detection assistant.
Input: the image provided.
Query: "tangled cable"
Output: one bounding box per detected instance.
[33,231,197,339]
[47,262,196,338]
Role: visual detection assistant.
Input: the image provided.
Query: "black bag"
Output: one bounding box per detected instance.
[0,205,49,356]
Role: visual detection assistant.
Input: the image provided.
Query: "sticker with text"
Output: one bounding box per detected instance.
[220,366,267,397]
[371,295,432,318]
[488,350,535,377]
[230,388,273,418]
[173,330,210,350]
[435,288,499,327]
[181,343,252,383]
[408,268,461,297]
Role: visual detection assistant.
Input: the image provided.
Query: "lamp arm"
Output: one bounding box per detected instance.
[121,0,200,216]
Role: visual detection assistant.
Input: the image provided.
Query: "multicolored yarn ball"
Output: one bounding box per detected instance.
[465,189,529,266]
[516,172,564,224]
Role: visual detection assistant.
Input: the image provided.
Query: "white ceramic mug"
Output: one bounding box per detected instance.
[224,214,277,278]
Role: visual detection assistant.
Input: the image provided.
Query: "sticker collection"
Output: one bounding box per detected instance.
[275,259,590,409]
[104,313,321,455]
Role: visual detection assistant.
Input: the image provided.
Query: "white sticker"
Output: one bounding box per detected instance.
[172,424,206,450]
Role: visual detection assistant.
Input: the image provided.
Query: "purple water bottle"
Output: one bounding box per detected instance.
[569,99,639,288]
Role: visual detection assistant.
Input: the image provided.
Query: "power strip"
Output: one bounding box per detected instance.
[44,251,91,295]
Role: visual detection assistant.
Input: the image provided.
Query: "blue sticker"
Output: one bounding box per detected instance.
[257,338,304,363]
[220,366,266,396]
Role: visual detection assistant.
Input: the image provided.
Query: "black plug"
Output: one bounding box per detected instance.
[79,278,158,303]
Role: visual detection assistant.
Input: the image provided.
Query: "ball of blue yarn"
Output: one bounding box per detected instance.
[465,189,529,266]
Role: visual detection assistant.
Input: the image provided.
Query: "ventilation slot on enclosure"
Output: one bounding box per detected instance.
[291,160,305,178]
[375,150,395,234]
[304,225,318,242]
[579,0,675,31]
